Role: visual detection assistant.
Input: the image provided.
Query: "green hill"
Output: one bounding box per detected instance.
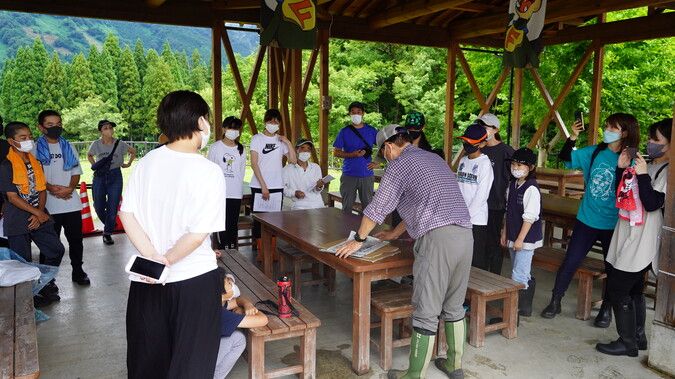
[0,11,258,63]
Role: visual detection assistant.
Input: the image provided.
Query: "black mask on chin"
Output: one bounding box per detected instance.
[463,142,479,154]
[45,126,63,139]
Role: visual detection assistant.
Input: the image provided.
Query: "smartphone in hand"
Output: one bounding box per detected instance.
[574,110,585,131]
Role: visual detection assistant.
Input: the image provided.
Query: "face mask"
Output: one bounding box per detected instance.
[265,123,279,134]
[485,131,493,141]
[225,129,240,140]
[45,126,63,139]
[350,114,363,125]
[603,130,621,144]
[408,130,422,140]
[463,142,479,154]
[14,139,34,153]
[647,142,667,159]
[199,118,211,150]
[383,144,392,163]
[511,168,528,179]
[298,152,311,162]
[224,283,241,301]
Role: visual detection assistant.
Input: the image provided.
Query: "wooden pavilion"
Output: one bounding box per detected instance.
[0,0,674,375]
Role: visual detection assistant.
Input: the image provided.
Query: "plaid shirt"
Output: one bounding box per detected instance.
[364,145,472,239]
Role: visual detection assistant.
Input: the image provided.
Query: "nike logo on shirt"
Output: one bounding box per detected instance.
[262,144,279,154]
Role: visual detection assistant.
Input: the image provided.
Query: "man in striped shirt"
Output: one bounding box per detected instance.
[337,124,473,379]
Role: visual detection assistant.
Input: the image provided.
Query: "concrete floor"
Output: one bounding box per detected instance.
[33,234,670,379]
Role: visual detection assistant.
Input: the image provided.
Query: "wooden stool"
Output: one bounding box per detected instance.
[237,215,254,248]
[277,243,335,301]
[371,286,414,371]
[0,281,40,378]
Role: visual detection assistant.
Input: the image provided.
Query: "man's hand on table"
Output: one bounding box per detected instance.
[335,240,363,259]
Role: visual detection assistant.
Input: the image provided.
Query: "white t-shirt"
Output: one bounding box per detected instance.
[121,146,226,283]
[207,140,246,199]
[283,162,326,210]
[33,142,83,215]
[457,154,494,225]
[249,133,289,189]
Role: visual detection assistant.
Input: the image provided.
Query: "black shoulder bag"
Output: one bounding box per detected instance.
[347,124,373,158]
[91,139,121,177]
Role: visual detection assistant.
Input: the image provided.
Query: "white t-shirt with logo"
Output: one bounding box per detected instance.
[32,142,83,215]
[457,154,494,226]
[249,133,289,189]
[121,146,226,283]
[207,140,246,199]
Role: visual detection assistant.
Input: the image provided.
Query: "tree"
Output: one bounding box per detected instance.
[61,96,127,140]
[11,47,43,123]
[133,39,147,81]
[102,33,121,67]
[189,48,208,90]
[0,59,17,121]
[88,46,118,107]
[161,41,185,87]
[141,56,175,137]
[66,53,95,107]
[118,48,144,134]
[42,53,67,111]
[31,38,49,81]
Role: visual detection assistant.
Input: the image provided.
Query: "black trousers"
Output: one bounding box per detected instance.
[470,225,490,271]
[126,269,221,379]
[216,198,242,249]
[39,211,84,272]
[8,222,65,267]
[485,209,506,275]
[606,263,649,305]
[250,187,284,239]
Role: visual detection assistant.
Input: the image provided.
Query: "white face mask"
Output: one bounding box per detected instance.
[351,114,363,125]
[298,152,311,162]
[15,139,34,153]
[199,117,211,150]
[265,123,279,134]
[511,168,528,179]
[225,129,240,140]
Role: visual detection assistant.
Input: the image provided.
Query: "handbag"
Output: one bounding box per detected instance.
[92,139,121,177]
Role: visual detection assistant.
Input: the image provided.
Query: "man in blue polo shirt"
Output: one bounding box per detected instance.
[333,101,378,214]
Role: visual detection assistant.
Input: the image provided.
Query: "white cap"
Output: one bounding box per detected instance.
[478,113,500,129]
[376,124,407,148]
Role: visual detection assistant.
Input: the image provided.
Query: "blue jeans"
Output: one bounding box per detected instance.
[92,168,123,235]
[509,247,534,288]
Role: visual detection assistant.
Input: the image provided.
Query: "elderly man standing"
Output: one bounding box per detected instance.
[337,125,473,379]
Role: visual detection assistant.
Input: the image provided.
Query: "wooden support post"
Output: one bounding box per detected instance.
[456,48,487,110]
[280,50,292,139]
[222,29,259,136]
[589,23,605,146]
[528,68,569,137]
[268,46,279,109]
[318,30,330,175]
[511,68,523,148]
[212,21,223,141]
[444,43,457,164]
[239,47,265,136]
[291,49,303,145]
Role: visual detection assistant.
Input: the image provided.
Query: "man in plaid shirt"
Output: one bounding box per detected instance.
[337,124,473,379]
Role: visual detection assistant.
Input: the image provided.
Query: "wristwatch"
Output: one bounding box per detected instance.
[354,233,367,242]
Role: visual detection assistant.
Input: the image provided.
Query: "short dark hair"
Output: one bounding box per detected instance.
[157,90,210,143]
[38,110,61,125]
[649,118,672,143]
[348,101,365,113]
[4,121,30,139]
[223,116,243,129]
[263,109,282,123]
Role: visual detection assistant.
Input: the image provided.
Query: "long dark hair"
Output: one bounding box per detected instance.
[606,113,640,150]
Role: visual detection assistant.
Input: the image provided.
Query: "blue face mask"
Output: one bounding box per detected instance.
[603,130,622,144]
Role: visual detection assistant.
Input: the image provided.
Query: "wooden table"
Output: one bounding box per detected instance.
[536,168,584,197]
[541,193,579,247]
[253,208,414,375]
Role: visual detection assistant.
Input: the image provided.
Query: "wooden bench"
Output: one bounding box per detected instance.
[532,247,606,320]
[370,286,414,371]
[218,249,321,379]
[0,281,40,379]
[327,191,362,213]
[276,243,336,301]
[237,215,254,248]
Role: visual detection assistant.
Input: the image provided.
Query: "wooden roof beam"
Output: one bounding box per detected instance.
[448,0,675,39]
[369,0,474,29]
[321,15,451,47]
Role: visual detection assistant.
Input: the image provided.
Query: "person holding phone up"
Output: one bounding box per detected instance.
[541,113,641,329]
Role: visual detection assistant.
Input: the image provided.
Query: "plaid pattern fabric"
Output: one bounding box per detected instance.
[363,145,472,239]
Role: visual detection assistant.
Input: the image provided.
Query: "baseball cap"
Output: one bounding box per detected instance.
[295,138,314,148]
[404,111,425,130]
[460,123,488,145]
[376,124,408,148]
[348,101,365,113]
[508,147,537,166]
[478,113,500,129]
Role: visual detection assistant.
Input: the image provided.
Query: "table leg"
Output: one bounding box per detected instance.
[502,293,518,339]
[301,328,317,379]
[261,225,274,278]
[558,178,565,196]
[248,334,265,379]
[352,271,372,375]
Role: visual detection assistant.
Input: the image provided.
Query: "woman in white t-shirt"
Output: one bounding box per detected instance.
[249,108,296,240]
[119,91,226,378]
[207,116,246,249]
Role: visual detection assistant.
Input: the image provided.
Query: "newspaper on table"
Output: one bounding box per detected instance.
[320,231,391,258]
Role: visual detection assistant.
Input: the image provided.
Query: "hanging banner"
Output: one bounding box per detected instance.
[260,0,317,49]
[503,0,547,68]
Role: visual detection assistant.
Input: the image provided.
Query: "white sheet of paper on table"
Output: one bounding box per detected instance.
[253,192,283,212]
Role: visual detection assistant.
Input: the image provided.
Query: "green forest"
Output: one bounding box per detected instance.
[0,8,673,166]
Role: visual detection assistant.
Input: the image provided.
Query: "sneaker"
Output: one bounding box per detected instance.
[72,270,91,286]
[33,294,55,308]
[103,234,114,245]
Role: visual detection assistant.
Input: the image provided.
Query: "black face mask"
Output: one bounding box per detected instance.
[45,126,63,139]
[408,130,422,140]
[463,142,479,154]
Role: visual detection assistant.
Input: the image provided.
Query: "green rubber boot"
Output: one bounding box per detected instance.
[433,319,466,379]
[387,329,436,379]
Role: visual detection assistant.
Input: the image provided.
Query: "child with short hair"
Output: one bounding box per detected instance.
[501,147,542,317]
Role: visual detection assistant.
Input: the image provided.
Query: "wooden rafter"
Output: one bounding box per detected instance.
[221,29,258,136]
[442,11,465,27]
[302,49,319,100]
[429,10,453,27]
[239,46,265,135]
[328,0,351,14]
[212,21,223,140]
[370,0,473,29]
[415,12,439,25]
[481,66,509,115]
[359,0,384,17]
[456,48,487,110]
[342,0,370,17]
[528,68,569,139]
[527,43,596,149]
[268,47,278,109]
